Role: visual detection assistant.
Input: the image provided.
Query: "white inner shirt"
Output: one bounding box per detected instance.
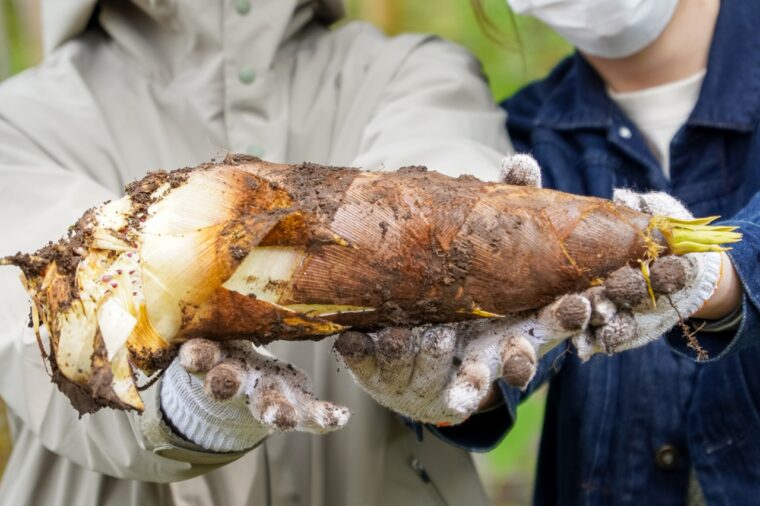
[608,70,706,179]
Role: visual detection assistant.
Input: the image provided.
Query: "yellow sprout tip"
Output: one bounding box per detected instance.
[650,215,742,256]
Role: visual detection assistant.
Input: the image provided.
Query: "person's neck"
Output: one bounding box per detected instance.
[584,0,721,93]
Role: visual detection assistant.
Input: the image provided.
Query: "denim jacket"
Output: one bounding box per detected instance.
[434,2,760,504]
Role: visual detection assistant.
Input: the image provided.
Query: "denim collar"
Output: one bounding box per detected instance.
[536,0,760,133]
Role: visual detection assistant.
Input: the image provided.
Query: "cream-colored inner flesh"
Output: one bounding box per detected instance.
[223,246,306,302]
[223,246,374,316]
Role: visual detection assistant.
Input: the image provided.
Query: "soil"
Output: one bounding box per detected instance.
[124,167,192,232]
[6,208,96,280]
[49,330,136,416]
[275,161,359,221]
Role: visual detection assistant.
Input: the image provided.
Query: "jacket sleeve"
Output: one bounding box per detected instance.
[665,192,760,361]
[0,119,249,482]
[347,34,511,182]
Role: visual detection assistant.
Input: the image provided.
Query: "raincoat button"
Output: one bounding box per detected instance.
[235,0,251,15]
[619,126,633,139]
[655,445,680,470]
[238,68,256,84]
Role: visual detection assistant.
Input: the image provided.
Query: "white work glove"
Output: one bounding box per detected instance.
[334,294,590,426]
[333,155,592,426]
[160,339,350,452]
[571,189,723,360]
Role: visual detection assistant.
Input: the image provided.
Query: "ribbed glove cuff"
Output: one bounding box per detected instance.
[159,360,268,452]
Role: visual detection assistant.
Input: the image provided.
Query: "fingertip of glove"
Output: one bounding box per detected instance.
[502,353,536,389]
[650,256,688,294]
[500,153,542,187]
[204,359,246,401]
[179,338,222,373]
[605,266,649,308]
[333,331,374,359]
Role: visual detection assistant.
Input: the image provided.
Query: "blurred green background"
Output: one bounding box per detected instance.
[0,0,570,504]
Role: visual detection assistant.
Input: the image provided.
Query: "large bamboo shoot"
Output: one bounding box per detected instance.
[2,156,739,413]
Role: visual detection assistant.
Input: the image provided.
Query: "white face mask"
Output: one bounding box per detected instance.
[507,0,679,58]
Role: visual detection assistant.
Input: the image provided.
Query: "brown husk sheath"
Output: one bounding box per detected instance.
[3,156,668,413]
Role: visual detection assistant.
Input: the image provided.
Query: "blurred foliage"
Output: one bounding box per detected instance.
[475,388,547,506]
[0,1,570,504]
[0,0,40,78]
[345,0,571,101]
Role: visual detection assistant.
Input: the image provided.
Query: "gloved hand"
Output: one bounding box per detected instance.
[333,154,592,426]
[160,339,350,452]
[334,294,590,425]
[571,189,724,360]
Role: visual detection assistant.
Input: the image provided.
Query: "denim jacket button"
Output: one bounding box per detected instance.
[655,445,681,470]
[618,126,633,139]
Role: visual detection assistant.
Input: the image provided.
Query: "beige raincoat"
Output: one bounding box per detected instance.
[0,1,511,504]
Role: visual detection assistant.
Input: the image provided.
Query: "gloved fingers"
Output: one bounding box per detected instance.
[536,293,592,338]
[335,326,465,425]
[612,188,693,219]
[203,358,247,401]
[604,256,690,310]
[178,338,281,375]
[442,327,503,419]
[571,332,596,361]
[178,338,223,373]
[408,325,458,399]
[500,154,542,187]
[650,255,689,294]
[499,335,538,389]
[578,255,690,358]
[334,328,418,391]
[248,379,300,431]
[333,331,377,378]
[244,373,350,433]
[292,397,351,434]
[373,327,417,388]
[592,310,638,354]
[603,265,650,309]
[443,357,493,421]
[200,341,312,402]
[442,316,545,415]
[584,286,616,327]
